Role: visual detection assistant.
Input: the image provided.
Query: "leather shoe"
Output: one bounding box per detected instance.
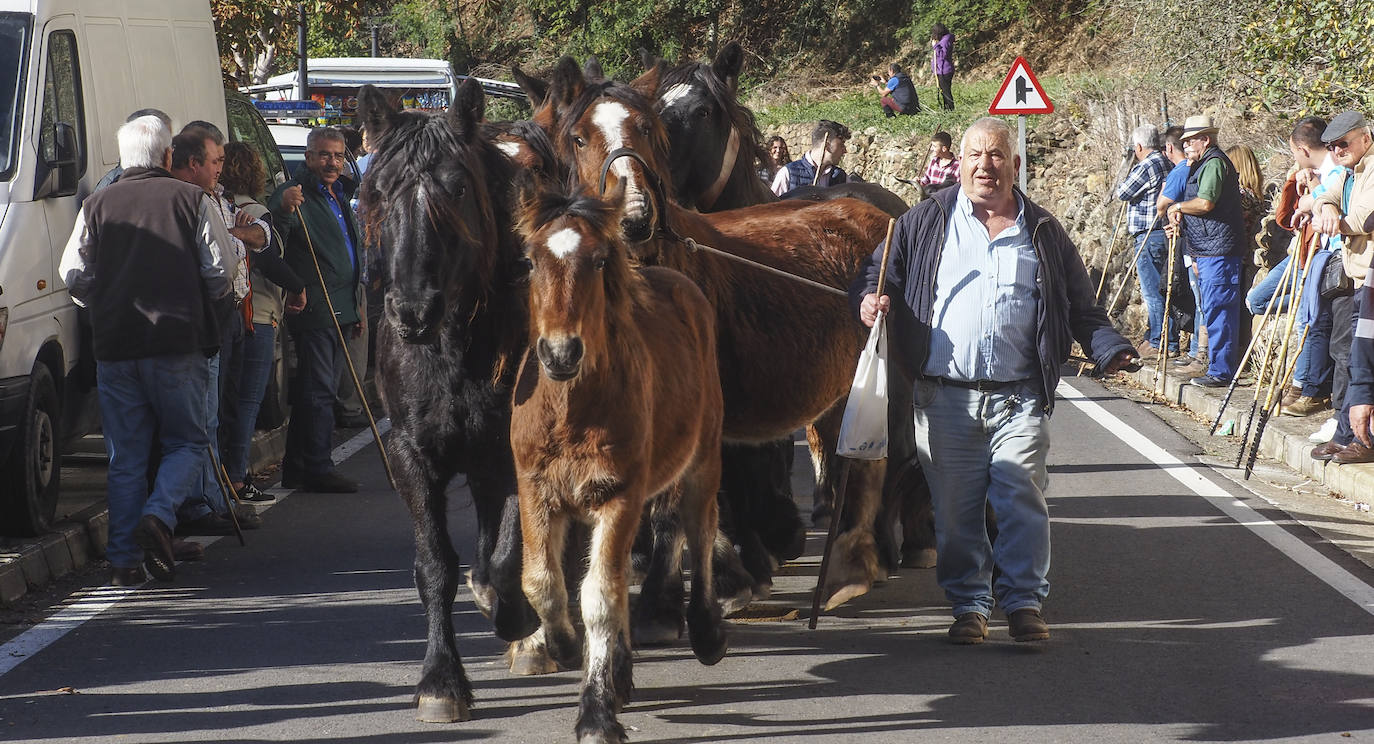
[335,412,369,429]
[1189,375,1230,388]
[948,612,988,645]
[1332,441,1374,465]
[1008,608,1050,642]
[1311,441,1346,461]
[134,515,176,582]
[172,538,204,562]
[110,566,145,586]
[1283,395,1330,417]
[301,471,359,494]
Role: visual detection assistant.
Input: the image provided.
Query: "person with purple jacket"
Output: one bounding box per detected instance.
[930,23,955,111]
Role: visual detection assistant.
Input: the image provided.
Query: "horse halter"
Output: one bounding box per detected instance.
[696,126,740,212]
[597,146,676,241]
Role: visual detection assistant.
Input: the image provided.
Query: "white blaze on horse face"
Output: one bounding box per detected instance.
[590,101,646,216]
[659,83,694,110]
[546,227,582,261]
[496,140,522,159]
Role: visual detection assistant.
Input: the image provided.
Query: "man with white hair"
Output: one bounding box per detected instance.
[1116,124,1175,355]
[853,117,1137,644]
[58,115,234,586]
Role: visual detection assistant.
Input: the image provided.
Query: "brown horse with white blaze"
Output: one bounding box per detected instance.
[530,57,889,615]
[511,183,728,744]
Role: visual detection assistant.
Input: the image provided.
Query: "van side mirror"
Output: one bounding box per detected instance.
[35,122,79,199]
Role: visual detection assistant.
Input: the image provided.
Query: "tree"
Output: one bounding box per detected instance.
[213,0,372,87]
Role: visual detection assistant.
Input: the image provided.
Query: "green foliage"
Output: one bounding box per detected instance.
[903,0,1034,46]
[1236,1,1374,114]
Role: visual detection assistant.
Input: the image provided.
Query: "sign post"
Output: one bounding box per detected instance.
[988,56,1054,192]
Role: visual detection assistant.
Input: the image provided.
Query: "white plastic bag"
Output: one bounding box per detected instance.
[836,311,888,459]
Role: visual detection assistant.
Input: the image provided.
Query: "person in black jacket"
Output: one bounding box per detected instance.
[58,115,234,585]
[854,117,1136,645]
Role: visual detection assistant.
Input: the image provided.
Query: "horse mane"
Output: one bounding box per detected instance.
[516,184,650,320]
[659,59,768,178]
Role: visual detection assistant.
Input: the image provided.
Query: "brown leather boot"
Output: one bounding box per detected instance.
[948,613,988,645]
[1008,608,1050,642]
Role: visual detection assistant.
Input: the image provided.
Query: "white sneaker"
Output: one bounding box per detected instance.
[1309,417,1338,443]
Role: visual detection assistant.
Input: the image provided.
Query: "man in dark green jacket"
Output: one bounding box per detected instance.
[268,127,361,493]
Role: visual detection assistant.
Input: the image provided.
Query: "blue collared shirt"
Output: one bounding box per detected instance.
[317,179,356,269]
[923,189,1040,382]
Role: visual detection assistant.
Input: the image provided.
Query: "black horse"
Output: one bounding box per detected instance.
[356,80,539,723]
[655,43,934,574]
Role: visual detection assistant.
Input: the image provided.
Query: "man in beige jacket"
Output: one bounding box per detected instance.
[1312,111,1374,464]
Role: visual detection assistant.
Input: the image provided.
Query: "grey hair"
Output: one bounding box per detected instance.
[306,126,346,152]
[117,115,172,169]
[960,117,1019,160]
[1132,124,1161,150]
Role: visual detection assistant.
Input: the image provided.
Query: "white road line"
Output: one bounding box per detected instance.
[0,420,390,678]
[1058,379,1374,616]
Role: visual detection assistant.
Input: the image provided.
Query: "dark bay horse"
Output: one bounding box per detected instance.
[354,81,539,723]
[532,57,891,616]
[655,43,937,573]
[512,184,728,744]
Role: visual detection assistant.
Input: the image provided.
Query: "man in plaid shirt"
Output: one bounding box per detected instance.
[919,131,960,194]
[1116,124,1175,352]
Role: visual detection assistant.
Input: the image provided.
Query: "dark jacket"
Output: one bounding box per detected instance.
[850,185,1134,414]
[783,155,848,193]
[75,167,226,361]
[268,170,361,332]
[1181,146,1247,258]
[888,73,919,114]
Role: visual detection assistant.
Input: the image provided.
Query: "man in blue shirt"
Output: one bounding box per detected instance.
[855,118,1136,645]
[871,63,919,117]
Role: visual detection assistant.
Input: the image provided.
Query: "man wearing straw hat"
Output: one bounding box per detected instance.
[853,117,1136,645]
[269,126,363,493]
[1165,115,1247,388]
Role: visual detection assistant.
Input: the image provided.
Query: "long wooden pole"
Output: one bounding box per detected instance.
[810,217,896,630]
[295,210,397,491]
[1156,231,1178,395]
[811,132,831,187]
[1210,251,1296,434]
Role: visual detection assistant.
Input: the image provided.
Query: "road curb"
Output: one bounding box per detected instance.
[1121,360,1374,506]
[0,426,286,605]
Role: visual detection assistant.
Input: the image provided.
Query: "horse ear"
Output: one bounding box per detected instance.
[638,47,661,72]
[712,41,745,91]
[356,84,395,142]
[550,56,586,117]
[511,168,541,240]
[583,55,605,81]
[629,63,662,99]
[512,66,548,109]
[449,78,485,140]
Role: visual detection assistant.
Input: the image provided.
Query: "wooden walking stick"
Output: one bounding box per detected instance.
[1104,219,1158,314]
[1245,324,1312,479]
[205,445,246,546]
[811,132,831,187]
[1156,231,1179,395]
[1210,251,1297,434]
[810,216,896,630]
[1235,245,1312,467]
[1093,203,1130,303]
[294,209,397,491]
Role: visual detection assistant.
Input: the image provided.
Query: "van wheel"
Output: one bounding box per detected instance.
[0,365,61,537]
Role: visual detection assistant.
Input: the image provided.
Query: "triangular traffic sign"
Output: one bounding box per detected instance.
[988,57,1053,115]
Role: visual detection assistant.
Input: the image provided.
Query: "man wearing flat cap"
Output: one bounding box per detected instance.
[1311,111,1374,464]
[1165,115,1246,387]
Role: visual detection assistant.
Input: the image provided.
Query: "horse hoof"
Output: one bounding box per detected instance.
[507,641,560,676]
[632,618,683,647]
[822,581,872,611]
[718,586,754,616]
[416,695,471,723]
[901,548,937,569]
[750,581,773,602]
[689,624,729,666]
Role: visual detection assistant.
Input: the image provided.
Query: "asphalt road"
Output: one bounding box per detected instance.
[1,375,1372,743]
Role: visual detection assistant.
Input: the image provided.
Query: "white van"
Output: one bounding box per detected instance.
[0,0,231,535]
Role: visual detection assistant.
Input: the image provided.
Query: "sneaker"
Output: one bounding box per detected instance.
[1309,418,1339,443]
[237,482,276,502]
[1189,375,1230,388]
[948,612,988,645]
[1007,608,1051,642]
[1282,396,1331,417]
[1172,354,1197,367]
[134,515,176,582]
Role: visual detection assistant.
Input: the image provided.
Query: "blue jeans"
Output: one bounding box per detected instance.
[1186,261,1203,356]
[97,354,210,569]
[1301,300,1334,398]
[1196,255,1243,380]
[1334,290,1364,446]
[223,322,277,483]
[177,351,225,521]
[1134,230,1178,351]
[911,378,1050,618]
[1247,256,1294,315]
[285,325,349,478]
